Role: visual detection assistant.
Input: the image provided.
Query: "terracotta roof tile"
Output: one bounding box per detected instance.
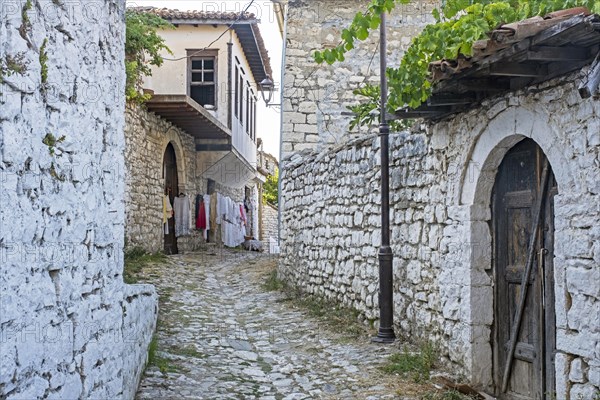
[127,6,272,81]
[127,6,256,22]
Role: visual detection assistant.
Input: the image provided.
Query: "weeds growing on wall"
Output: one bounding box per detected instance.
[125,10,173,103]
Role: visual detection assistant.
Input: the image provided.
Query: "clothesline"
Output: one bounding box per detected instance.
[164,192,250,248]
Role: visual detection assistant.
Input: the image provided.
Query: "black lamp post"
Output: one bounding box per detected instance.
[372,9,396,344]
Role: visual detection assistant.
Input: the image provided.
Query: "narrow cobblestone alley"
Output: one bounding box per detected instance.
[134,249,424,400]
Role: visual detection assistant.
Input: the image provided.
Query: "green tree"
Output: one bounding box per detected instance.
[315,0,600,127]
[263,169,279,206]
[125,10,174,103]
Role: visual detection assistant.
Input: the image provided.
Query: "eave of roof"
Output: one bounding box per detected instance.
[129,6,272,83]
[395,9,600,121]
[145,95,231,140]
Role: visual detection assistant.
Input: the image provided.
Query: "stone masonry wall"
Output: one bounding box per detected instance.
[0,1,157,399]
[280,70,600,397]
[282,0,439,157]
[261,203,279,244]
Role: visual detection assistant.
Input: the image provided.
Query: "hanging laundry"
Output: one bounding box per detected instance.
[163,195,173,235]
[240,204,247,226]
[203,195,211,240]
[216,193,224,224]
[210,193,217,229]
[173,194,191,237]
[196,195,206,230]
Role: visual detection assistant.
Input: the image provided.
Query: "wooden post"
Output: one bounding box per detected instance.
[578,50,600,98]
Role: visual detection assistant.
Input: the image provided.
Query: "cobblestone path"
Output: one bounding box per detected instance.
[135,250,422,400]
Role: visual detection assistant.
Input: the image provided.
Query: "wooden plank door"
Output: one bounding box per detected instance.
[164,143,178,255]
[493,139,557,399]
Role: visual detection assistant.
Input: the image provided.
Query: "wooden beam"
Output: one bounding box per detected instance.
[196,143,232,152]
[530,14,589,46]
[579,51,600,98]
[489,63,548,77]
[525,46,588,61]
[451,78,511,92]
[427,93,476,106]
[395,106,452,119]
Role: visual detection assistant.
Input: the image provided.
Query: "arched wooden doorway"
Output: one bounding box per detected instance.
[492,138,557,399]
[164,143,178,255]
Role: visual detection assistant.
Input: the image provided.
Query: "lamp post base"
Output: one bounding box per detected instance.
[372,328,396,344]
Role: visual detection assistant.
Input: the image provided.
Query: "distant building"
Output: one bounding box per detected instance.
[124,7,276,253]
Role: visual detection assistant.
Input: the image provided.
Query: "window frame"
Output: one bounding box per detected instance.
[187,49,219,109]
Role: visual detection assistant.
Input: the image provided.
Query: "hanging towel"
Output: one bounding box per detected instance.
[240,204,247,226]
[173,195,191,237]
[203,195,211,240]
[210,193,217,230]
[195,195,204,230]
[197,199,207,230]
[163,195,173,234]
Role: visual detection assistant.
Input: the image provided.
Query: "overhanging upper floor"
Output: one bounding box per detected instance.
[146,94,231,140]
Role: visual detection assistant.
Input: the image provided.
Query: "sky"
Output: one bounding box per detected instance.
[126,0,284,159]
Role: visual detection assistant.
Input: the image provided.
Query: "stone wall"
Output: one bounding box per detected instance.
[282,0,439,157]
[0,1,157,398]
[261,203,279,245]
[279,69,600,397]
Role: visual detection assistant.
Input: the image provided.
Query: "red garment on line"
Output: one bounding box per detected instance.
[197,201,207,229]
[240,204,247,225]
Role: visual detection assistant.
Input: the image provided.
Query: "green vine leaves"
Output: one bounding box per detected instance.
[314,0,600,128]
[125,10,174,103]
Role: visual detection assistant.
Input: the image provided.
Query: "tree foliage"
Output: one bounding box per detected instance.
[315,0,600,127]
[125,10,174,103]
[263,169,279,206]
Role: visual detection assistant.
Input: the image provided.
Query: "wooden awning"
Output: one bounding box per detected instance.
[396,12,600,120]
[145,95,231,140]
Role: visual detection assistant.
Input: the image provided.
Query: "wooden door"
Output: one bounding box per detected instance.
[493,139,556,399]
[164,143,178,255]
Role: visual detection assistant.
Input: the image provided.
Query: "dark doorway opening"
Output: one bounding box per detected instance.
[164,143,179,255]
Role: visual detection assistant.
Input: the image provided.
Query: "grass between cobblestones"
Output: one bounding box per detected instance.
[262,266,372,339]
[123,247,167,284]
[382,342,436,383]
[262,262,480,400]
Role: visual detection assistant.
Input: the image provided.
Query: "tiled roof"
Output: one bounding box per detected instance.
[128,7,256,22]
[428,7,593,82]
[395,7,600,120]
[128,6,272,82]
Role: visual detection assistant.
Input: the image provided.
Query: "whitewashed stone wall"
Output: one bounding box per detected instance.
[0,1,157,399]
[282,0,439,157]
[280,69,600,397]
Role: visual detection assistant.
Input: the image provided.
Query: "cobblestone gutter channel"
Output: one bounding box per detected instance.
[132,249,451,399]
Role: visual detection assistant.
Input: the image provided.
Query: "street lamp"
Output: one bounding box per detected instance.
[372,9,396,344]
[259,76,275,106]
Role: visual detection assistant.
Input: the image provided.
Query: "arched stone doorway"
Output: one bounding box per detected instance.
[163,143,179,254]
[449,106,579,395]
[492,138,557,399]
